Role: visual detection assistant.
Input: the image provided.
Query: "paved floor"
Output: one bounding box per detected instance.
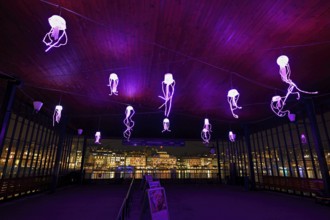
[164,183,330,220]
[0,183,129,220]
[1,182,330,220]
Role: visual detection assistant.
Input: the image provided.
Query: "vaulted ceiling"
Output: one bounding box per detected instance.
[1,0,330,140]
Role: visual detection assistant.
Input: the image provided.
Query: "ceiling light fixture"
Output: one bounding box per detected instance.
[43,15,68,52]
[272,55,318,117]
[270,95,290,117]
[162,118,171,133]
[123,105,135,141]
[33,101,43,113]
[53,105,63,126]
[77,129,83,135]
[108,73,119,96]
[229,131,236,142]
[227,89,242,118]
[301,134,307,145]
[201,118,212,144]
[159,73,175,117]
[95,131,101,144]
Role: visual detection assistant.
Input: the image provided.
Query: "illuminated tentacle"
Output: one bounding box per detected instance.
[123,106,135,141]
[43,15,68,52]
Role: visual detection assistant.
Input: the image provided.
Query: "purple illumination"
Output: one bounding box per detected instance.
[162,118,171,133]
[158,73,175,117]
[95,131,101,144]
[301,134,307,145]
[270,95,290,117]
[53,105,63,126]
[288,113,296,122]
[108,73,119,96]
[227,89,242,118]
[123,106,135,141]
[43,15,67,52]
[201,118,212,144]
[77,129,83,135]
[272,55,318,117]
[229,131,236,142]
[33,101,43,113]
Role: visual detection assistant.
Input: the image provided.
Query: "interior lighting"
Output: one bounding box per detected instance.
[229,131,236,142]
[108,73,119,95]
[123,105,135,141]
[162,118,171,132]
[227,89,242,118]
[43,15,67,52]
[53,105,63,126]
[272,55,318,117]
[201,118,212,144]
[159,73,175,117]
[95,131,101,144]
[33,101,43,113]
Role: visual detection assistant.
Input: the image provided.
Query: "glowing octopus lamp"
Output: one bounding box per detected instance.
[162,118,171,133]
[43,15,68,52]
[229,131,236,142]
[272,55,318,117]
[108,73,119,96]
[227,89,242,118]
[77,129,83,135]
[201,118,212,144]
[301,134,307,145]
[159,73,175,117]
[123,106,135,141]
[53,105,63,126]
[270,95,290,117]
[95,131,101,144]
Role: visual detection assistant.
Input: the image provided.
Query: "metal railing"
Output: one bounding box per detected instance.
[116,176,135,220]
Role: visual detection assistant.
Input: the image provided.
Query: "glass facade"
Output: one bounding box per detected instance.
[0,96,82,201]
[1,82,330,201]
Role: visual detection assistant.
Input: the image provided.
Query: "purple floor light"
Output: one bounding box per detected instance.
[201,118,212,144]
[162,118,171,132]
[108,73,119,95]
[43,15,67,52]
[159,73,175,117]
[123,106,135,141]
[227,89,242,118]
[53,105,63,126]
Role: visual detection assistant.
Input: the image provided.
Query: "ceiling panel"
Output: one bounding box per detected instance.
[1,0,330,139]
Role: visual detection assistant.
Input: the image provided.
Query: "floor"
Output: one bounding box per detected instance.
[1,181,330,220]
[0,183,129,220]
[164,183,330,220]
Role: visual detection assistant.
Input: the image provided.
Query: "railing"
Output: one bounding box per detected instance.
[116,176,135,220]
[86,169,218,180]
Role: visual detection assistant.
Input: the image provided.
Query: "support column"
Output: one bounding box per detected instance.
[0,80,20,156]
[244,124,256,190]
[51,117,67,193]
[305,99,330,195]
[215,139,222,184]
[79,136,87,184]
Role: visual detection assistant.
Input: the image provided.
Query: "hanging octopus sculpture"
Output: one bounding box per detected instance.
[123,106,135,141]
[271,55,318,117]
[159,73,175,117]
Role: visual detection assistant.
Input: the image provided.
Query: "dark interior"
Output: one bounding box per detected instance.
[1,0,330,139]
